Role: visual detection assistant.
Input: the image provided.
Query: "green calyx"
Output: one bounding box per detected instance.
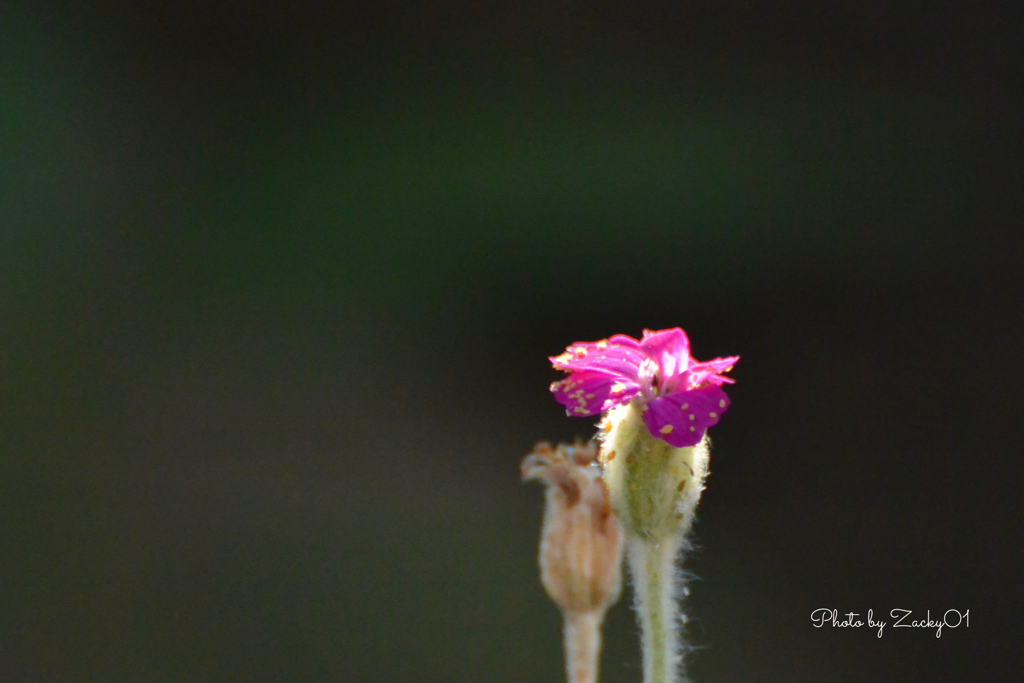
[599,402,708,542]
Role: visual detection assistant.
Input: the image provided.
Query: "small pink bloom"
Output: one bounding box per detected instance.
[550,328,738,447]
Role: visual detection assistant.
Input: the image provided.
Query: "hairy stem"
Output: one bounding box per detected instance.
[563,610,603,683]
[628,535,684,683]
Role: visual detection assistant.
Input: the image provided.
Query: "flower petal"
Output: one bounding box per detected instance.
[551,371,640,416]
[687,355,740,388]
[639,328,691,381]
[640,386,731,447]
[549,335,646,381]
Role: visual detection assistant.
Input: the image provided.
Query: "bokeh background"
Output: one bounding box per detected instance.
[2,2,1021,681]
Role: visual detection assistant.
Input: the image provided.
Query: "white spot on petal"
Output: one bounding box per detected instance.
[709,412,717,418]
[689,414,695,421]
[660,425,674,435]
[719,399,726,408]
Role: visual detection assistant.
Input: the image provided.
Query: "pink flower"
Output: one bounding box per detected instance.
[550,328,738,448]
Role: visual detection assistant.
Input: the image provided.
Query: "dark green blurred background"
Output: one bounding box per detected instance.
[2,2,1021,681]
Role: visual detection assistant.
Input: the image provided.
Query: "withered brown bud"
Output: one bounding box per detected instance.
[522,440,624,616]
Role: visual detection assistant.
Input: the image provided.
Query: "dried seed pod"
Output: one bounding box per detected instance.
[523,440,625,683]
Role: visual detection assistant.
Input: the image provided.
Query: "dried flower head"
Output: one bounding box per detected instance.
[521,440,624,615]
[550,328,738,447]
